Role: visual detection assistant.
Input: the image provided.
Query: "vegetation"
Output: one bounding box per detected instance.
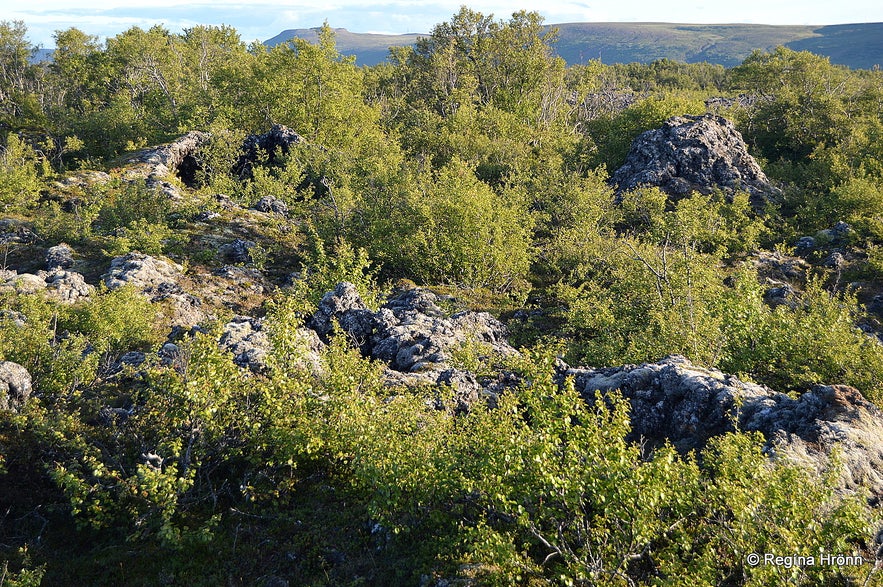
[2,9,883,585]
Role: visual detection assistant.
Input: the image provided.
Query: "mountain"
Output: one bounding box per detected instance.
[264,27,421,65]
[266,22,883,69]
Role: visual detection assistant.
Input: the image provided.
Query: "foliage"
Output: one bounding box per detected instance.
[719,271,883,401]
[0,133,49,209]
[407,157,533,292]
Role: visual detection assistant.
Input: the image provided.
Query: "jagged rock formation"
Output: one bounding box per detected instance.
[120,125,303,190]
[124,130,210,191]
[0,268,93,303]
[611,114,775,201]
[220,315,323,374]
[45,243,75,270]
[102,253,184,291]
[252,195,289,216]
[563,355,883,496]
[220,316,272,374]
[0,270,47,295]
[218,239,256,265]
[304,283,518,409]
[0,361,32,412]
[236,124,303,179]
[102,253,206,327]
[311,283,516,374]
[43,269,93,303]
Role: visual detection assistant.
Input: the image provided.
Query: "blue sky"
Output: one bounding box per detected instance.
[8,0,883,48]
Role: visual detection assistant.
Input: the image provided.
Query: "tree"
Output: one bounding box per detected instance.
[731,46,856,162]
[0,20,44,132]
[0,133,47,209]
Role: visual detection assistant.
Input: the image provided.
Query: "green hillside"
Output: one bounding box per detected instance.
[269,22,883,68]
[553,22,818,67]
[4,11,883,586]
[264,27,421,65]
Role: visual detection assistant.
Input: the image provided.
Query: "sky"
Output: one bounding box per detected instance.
[7,0,883,48]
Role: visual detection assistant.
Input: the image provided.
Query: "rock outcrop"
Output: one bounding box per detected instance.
[45,243,75,270]
[218,239,256,265]
[124,131,210,191]
[252,195,289,216]
[220,315,323,375]
[43,269,94,303]
[0,268,93,303]
[0,361,32,412]
[300,283,519,410]
[0,271,46,295]
[611,114,775,201]
[563,355,883,496]
[102,252,184,292]
[102,253,206,327]
[236,124,303,179]
[310,283,517,374]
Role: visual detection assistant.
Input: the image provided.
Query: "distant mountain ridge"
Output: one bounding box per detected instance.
[265,22,883,69]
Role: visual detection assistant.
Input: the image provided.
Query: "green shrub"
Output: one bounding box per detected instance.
[408,157,533,292]
[0,134,48,210]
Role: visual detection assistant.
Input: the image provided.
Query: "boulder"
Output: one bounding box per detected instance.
[52,170,111,190]
[307,283,517,375]
[823,251,846,269]
[0,361,32,412]
[218,239,256,265]
[220,316,271,374]
[45,243,75,270]
[150,282,207,328]
[236,125,303,178]
[102,253,207,327]
[42,269,94,303]
[220,315,322,374]
[611,114,775,202]
[563,355,883,496]
[763,282,797,309]
[795,236,817,255]
[308,282,375,343]
[0,272,46,294]
[752,250,809,283]
[102,253,183,292]
[252,195,288,216]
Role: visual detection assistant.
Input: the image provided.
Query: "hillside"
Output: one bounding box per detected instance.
[268,22,883,68]
[4,12,883,585]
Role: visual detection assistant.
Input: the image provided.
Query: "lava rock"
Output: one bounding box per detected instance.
[611,114,776,202]
[0,361,33,412]
[45,243,75,270]
[563,355,883,496]
[252,195,288,215]
[102,253,184,292]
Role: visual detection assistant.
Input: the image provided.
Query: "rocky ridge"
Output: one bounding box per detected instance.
[564,355,883,496]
